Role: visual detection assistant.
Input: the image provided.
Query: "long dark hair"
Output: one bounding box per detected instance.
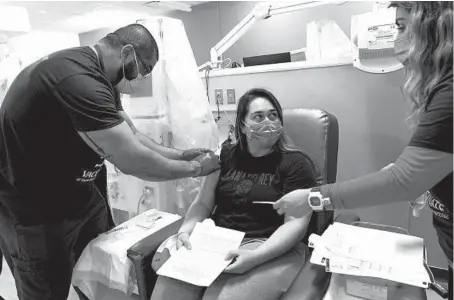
[232,88,316,169]
[389,1,453,127]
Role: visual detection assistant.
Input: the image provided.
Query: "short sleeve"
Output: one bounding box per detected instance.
[113,88,124,111]
[409,89,453,154]
[53,75,124,132]
[282,152,317,195]
[220,143,235,165]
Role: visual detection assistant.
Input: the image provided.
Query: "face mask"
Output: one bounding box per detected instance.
[394,34,410,65]
[243,120,283,143]
[116,45,145,95]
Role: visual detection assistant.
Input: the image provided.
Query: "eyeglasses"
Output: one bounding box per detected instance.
[136,54,153,77]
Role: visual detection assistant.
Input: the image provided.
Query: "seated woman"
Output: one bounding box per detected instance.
[151,88,317,300]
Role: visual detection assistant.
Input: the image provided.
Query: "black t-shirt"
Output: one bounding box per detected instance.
[0,47,124,224]
[409,71,453,263]
[212,144,317,238]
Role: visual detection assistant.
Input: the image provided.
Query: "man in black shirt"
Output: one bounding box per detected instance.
[0,24,220,300]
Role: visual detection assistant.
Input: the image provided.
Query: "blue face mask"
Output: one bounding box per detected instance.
[243,120,283,141]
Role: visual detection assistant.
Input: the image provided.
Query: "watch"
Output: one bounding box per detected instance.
[308,187,331,211]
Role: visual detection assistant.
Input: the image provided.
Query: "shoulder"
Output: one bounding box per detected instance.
[55,74,113,98]
[220,143,237,163]
[426,72,453,110]
[279,150,318,187]
[48,47,105,87]
[280,151,315,169]
[279,150,316,178]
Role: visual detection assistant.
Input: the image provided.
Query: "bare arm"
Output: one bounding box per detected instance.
[78,121,199,182]
[254,213,312,264]
[254,152,315,263]
[178,171,220,234]
[118,110,184,160]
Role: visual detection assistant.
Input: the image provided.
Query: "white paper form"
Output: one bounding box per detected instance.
[310,223,431,288]
[157,222,245,286]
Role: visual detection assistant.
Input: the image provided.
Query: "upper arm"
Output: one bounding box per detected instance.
[284,212,312,226]
[390,146,452,196]
[282,153,316,223]
[191,170,220,213]
[53,75,154,173]
[53,75,124,132]
[409,89,453,154]
[118,110,138,134]
[77,121,145,173]
[190,144,232,213]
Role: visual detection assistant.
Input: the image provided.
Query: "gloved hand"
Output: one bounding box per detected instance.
[193,152,221,176]
[181,148,213,161]
[410,195,426,217]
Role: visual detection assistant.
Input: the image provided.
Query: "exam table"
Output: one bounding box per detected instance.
[126,108,341,300]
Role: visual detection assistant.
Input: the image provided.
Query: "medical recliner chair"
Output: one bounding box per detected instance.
[127,108,354,300]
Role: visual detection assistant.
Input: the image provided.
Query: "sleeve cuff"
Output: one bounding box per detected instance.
[320,184,344,210]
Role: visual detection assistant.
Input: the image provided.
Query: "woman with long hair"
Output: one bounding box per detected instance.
[151,88,319,300]
[274,2,453,298]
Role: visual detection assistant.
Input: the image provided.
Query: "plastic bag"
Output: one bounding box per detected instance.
[0,44,22,106]
[106,17,219,219]
[72,210,182,299]
[306,20,353,62]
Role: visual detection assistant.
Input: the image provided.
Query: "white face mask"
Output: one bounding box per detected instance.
[115,45,146,95]
[243,120,283,148]
[394,34,410,65]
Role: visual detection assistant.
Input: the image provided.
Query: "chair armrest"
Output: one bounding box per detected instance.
[333,211,360,225]
[127,219,183,300]
[284,212,361,300]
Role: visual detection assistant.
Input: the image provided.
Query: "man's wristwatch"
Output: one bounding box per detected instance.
[308,187,331,211]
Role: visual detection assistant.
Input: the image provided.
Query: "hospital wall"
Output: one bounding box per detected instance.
[203,66,448,269]
[169,1,374,66]
[8,30,80,67]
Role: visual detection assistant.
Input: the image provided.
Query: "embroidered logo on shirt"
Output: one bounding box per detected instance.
[427,191,451,220]
[235,179,253,197]
[76,163,104,183]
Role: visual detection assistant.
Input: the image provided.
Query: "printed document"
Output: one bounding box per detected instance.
[309,222,431,288]
[157,221,245,286]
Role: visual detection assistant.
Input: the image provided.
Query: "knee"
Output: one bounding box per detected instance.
[152,248,171,272]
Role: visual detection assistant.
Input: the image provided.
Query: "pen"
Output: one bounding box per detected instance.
[252,201,275,205]
[105,226,128,234]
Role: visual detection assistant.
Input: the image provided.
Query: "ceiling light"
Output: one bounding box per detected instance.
[38,10,47,14]
[0,4,31,35]
[143,1,192,12]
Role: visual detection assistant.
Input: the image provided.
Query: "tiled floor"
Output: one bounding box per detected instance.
[0,258,446,300]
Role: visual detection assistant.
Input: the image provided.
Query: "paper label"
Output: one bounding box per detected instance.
[366,24,397,50]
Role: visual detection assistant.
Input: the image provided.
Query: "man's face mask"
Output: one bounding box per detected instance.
[116,45,149,95]
[243,119,283,145]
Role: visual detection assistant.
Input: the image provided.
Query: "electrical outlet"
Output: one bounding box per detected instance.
[227,89,236,104]
[215,89,223,104]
